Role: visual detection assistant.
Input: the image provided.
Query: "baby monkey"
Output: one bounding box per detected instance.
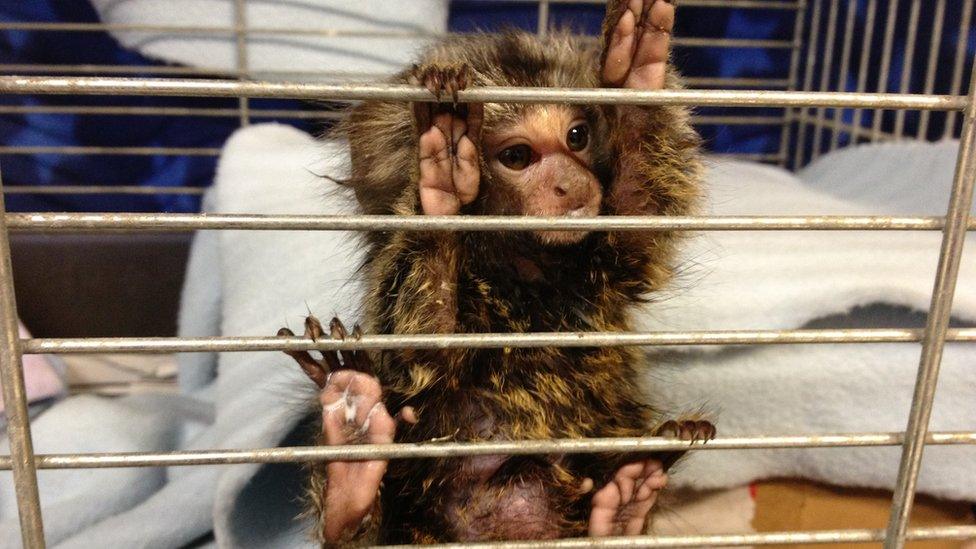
[278,0,713,544]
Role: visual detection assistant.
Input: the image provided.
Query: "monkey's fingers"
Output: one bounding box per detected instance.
[329,317,360,373]
[602,2,639,86]
[277,327,329,388]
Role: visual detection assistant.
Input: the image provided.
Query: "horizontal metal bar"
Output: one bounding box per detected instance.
[0,105,778,127]
[0,105,342,120]
[683,77,790,88]
[692,115,786,125]
[384,526,976,548]
[0,431,972,470]
[0,77,965,110]
[709,153,784,162]
[0,23,795,49]
[674,37,794,49]
[7,213,976,233]
[19,328,976,355]
[0,146,220,156]
[3,186,205,195]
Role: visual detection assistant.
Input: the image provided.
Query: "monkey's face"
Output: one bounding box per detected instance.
[483,105,603,246]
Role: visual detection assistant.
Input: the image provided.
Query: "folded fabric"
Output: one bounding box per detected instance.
[89,0,448,80]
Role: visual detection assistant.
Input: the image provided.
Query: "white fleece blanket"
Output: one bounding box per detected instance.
[3,127,972,548]
[89,0,447,80]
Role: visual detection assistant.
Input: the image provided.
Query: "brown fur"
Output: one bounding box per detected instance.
[310,11,702,546]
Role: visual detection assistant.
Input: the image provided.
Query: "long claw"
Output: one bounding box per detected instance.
[305,315,325,341]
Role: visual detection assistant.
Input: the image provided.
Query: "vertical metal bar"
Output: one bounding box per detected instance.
[778,0,806,170]
[829,0,858,151]
[893,0,921,138]
[871,0,900,141]
[233,0,251,126]
[793,0,821,169]
[0,167,46,547]
[812,0,840,161]
[944,0,974,139]
[917,0,947,140]
[882,59,976,549]
[537,0,550,37]
[851,0,879,144]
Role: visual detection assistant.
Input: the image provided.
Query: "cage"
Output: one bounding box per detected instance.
[0,0,974,547]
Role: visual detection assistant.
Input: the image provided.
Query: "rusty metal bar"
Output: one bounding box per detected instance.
[0,78,965,110]
[883,57,976,549]
[233,0,251,126]
[871,0,900,141]
[0,431,974,470]
[4,212,976,232]
[811,0,840,161]
[0,146,220,156]
[944,0,975,139]
[778,0,806,168]
[893,0,922,138]
[18,328,976,355]
[829,0,858,151]
[9,212,973,233]
[917,0,947,139]
[3,185,205,195]
[0,168,46,546]
[851,0,879,145]
[794,0,822,168]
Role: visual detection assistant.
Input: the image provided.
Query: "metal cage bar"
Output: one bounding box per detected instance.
[850,0,878,146]
[0,77,965,109]
[828,0,857,151]
[882,56,976,549]
[893,0,922,138]
[7,212,976,232]
[871,0,900,141]
[811,0,840,161]
[233,0,251,126]
[945,0,975,139]
[1,432,975,470]
[793,0,821,168]
[917,0,948,139]
[0,167,45,547]
[14,327,976,355]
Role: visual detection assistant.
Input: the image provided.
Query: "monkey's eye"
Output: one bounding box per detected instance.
[497,144,533,170]
[566,124,589,152]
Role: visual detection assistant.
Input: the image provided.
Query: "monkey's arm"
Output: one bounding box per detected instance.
[598,0,701,297]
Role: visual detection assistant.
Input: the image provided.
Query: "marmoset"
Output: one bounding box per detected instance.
[278,0,713,544]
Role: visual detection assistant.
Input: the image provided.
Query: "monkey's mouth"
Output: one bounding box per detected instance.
[534,205,599,246]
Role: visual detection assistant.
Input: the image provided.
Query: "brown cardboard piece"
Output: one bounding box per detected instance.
[753,480,975,549]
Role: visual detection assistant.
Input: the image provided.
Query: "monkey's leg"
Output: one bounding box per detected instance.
[602,0,674,91]
[278,317,415,545]
[412,64,483,216]
[588,459,668,536]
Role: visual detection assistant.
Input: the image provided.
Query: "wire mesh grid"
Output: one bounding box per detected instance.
[1,0,975,547]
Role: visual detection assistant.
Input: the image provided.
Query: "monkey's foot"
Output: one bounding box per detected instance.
[588,459,667,536]
[411,64,483,216]
[276,315,373,388]
[602,0,675,90]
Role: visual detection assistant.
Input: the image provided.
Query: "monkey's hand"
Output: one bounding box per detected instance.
[411,64,483,216]
[601,0,674,90]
